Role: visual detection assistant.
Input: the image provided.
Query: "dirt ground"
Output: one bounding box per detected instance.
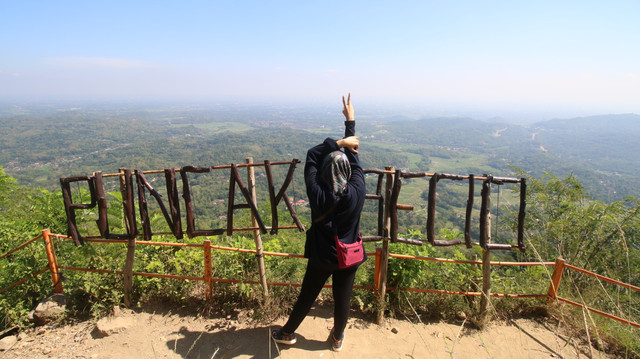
[1,303,612,359]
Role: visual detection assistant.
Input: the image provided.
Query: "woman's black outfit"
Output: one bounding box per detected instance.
[280,120,366,336]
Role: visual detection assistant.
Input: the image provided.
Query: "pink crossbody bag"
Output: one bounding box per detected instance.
[315,199,364,269]
[334,232,364,269]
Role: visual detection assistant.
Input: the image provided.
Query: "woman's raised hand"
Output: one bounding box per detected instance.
[342,93,354,121]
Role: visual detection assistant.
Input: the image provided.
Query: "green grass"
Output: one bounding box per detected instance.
[367,142,499,173]
[397,177,429,206]
[429,153,495,173]
[404,152,422,169]
[369,142,417,152]
[171,122,253,134]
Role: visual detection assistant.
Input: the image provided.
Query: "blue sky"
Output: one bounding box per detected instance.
[1,1,639,117]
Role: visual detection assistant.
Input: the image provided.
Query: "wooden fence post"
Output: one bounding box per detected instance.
[120,169,137,308]
[548,257,566,303]
[204,240,213,301]
[479,247,492,326]
[246,157,269,299]
[42,229,63,294]
[374,248,382,296]
[479,177,492,327]
[376,166,394,325]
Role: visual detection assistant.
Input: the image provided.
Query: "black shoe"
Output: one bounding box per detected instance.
[329,329,344,352]
[271,328,297,345]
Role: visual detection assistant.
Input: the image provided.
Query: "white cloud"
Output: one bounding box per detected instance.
[625,73,640,80]
[45,57,156,69]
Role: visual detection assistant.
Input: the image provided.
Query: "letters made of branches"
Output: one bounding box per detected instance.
[60,160,304,245]
[60,161,526,252]
[385,171,526,251]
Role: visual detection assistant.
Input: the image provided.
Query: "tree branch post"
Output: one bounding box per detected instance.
[120,168,136,308]
[479,177,492,327]
[376,166,394,325]
[204,240,213,301]
[247,158,269,300]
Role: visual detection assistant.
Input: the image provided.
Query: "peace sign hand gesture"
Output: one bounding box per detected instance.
[342,93,354,121]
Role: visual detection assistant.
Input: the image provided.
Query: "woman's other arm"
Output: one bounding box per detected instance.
[337,93,359,153]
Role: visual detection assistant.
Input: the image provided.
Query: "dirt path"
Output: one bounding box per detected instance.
[2,304,610,359]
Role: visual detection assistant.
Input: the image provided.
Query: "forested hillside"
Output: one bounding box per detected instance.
[372,114,640,201]
[2,104,638,255]
[531,114,640,177]
[0,104,408,190]
[1,104,638,202]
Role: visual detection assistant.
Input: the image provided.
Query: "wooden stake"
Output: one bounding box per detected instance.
[120,169,136,308]
[548,257,566,303]
[247,158,269,299]
[376,166,394,325]
[479,177,492,327]
[204,240,213,301]
[374,248,382,296]
[42,229,63,294]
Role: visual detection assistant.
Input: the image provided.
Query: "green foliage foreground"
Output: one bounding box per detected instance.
[1,166,639,357]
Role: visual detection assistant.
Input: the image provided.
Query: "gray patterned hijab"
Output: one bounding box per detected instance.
[321,151,351,196]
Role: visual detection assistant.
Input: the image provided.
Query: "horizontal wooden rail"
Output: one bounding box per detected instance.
[82,238,307,258]
[82,237,382,260]
[0,234,42,260]
[557,296,640,329]
[366,169,523,184]
[85,238,203,247]
[386,286,548,298]
[564,263,640,293]
[388,253,555,267]
[0,267,49,295]
[80,225,301,241]
[50,233,71,240]
[400,171,522,183]
[100,160,300,178]
[59,265,376,292]
[59,266,203,281]
[196,277,374,291]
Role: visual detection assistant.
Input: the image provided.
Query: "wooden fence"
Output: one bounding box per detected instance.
[2,229,638,329]
[2,160,638,328]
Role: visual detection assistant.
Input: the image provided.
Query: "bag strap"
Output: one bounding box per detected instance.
[313,199,341,242]
[313,198,340,224]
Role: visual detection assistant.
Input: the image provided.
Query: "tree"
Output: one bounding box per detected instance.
[509,169,640,285]
[0,165,17,205]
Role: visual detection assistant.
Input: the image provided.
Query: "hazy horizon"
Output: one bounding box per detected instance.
[2,96,639,126]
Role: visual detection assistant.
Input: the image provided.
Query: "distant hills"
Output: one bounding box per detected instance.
[361,113,640,201]
[0,103,637,202]
[530,114,640,175]
[534,113,640,133]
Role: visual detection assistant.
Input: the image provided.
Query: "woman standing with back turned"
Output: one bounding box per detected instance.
[271,93,366,352]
